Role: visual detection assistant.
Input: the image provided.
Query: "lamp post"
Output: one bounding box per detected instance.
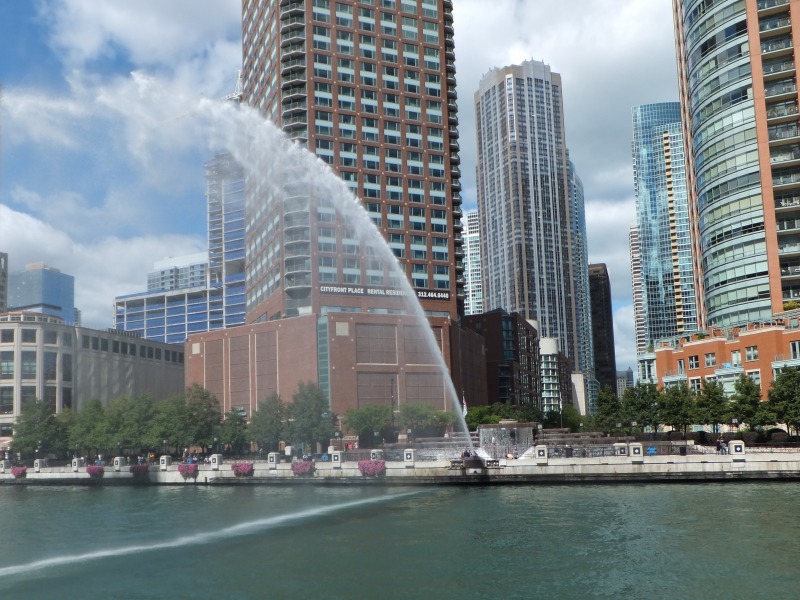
[390,377,396,440]
[214,437,219,456]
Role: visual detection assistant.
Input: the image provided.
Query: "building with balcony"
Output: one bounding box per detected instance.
[185,0,480,419]
[673,0,800,328]
[654,314,800,400]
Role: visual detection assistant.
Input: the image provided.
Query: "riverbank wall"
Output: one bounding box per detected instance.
[3,443,800,485]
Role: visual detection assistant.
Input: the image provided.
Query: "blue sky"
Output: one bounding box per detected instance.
[0,0,679,371]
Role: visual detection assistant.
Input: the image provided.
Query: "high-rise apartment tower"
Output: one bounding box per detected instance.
[673,0,800,328]
[463,209,483,315]
[475,60,583,380]
[240,0,462,323]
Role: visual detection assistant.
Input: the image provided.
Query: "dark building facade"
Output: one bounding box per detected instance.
[588,264,617,393]
[462,309,540,409]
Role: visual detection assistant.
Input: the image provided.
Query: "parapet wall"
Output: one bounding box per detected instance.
[3,444,800,485]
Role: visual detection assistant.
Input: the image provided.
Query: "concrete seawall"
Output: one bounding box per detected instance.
[3,447,800,485]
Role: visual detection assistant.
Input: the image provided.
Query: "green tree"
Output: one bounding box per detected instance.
[594,386,623,433]
[730,374,770,430]
[560,404,583,432]
[344,404,392,444]
[152,396,193,454]
[397,403,455,438]
[220,410,249,455]
[287,382,334,453]
[659,382,695,438]
[464,405,502,430]
[695,379,730,434]
[105,394,157,452]
[620,382,661,434]
[768,368,800,436]
[10,399,67,457]
[184,384,223,451]
[249,393,286,452]
[68,398,109,458]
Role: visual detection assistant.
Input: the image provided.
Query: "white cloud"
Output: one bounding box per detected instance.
[40,0,241,79]
[613,304,638,373]
[0,204,205,329]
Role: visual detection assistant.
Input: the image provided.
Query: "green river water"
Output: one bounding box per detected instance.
[0,482,798,599]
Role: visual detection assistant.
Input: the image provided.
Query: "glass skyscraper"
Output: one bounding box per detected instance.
[7,263,76,325]
[631,102,697,348]
[114,154,246,343]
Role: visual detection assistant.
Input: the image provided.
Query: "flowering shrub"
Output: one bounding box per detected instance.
[86,464,105,478]
[130,464,149,476]
[178,463,199,479]
[291,461,315,476]
[358,459,386,477]
[11,466,26,479]
[231,462,254,477]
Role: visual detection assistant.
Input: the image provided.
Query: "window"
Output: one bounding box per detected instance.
[44,352,57,380]
[0,329,12,343]
[0,387,12,414]
[0,351,13,380]
[21,351,37,379]
[746,346,758,361]
[689,355,699,369]
[677,359,685,374]
[704,353,716,367]
[22,329,36,343]
[690,378,702,393]
[791,341,800,360]
[730,350,741,367]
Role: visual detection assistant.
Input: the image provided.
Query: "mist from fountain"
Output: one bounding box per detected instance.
[192,98,472,450]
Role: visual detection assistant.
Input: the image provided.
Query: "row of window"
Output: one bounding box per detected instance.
[677,345,765,373]
[0,328,72,346]
[1,351,72,382]
[80,336,184,363]
[313,0,439,20]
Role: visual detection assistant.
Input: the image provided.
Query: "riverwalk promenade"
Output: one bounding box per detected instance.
[3,441,800,485]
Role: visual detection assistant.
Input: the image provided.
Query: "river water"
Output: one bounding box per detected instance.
[0,482,798,599]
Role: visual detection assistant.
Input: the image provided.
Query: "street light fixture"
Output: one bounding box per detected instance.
[390,376,396,439]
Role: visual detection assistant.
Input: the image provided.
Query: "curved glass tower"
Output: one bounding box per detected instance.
[674,0,798,328]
